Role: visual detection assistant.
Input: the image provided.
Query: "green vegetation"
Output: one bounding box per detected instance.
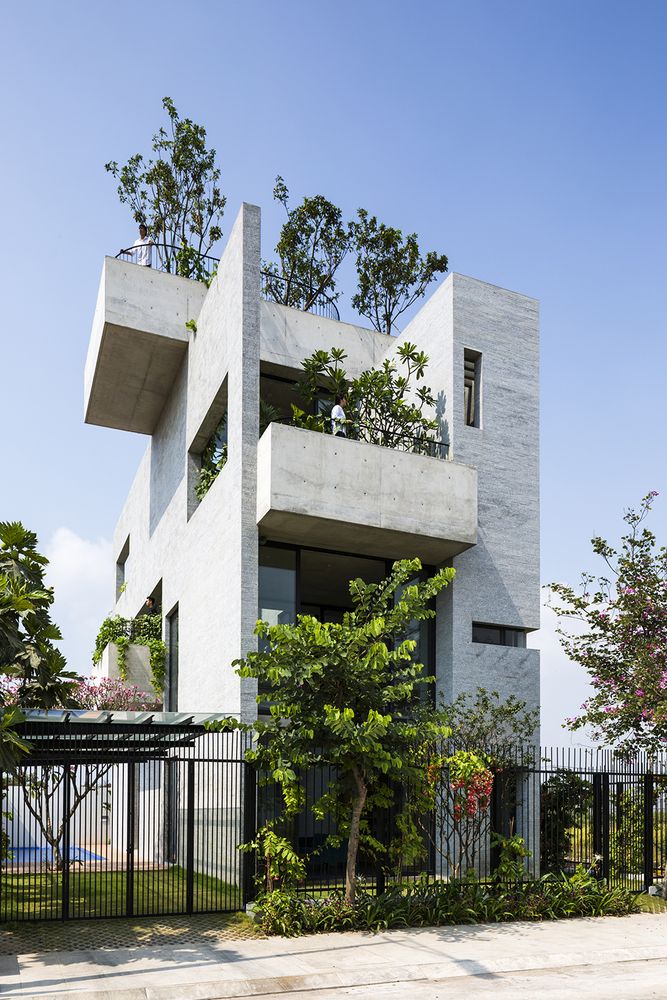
[92,615,166,695]
[263,177,448,333]
[106,97,225,278]
[216,558,455,904]
[0,522,79,769]
[0,867,238,921]
[255,867,639,936]
[292,342,440,452]
[550,491,667,753]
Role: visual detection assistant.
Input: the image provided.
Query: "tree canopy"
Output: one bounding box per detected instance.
[222,558,454,903]
[351,209,448,335]
[262,176,350,311]
[550,491,667,754]
[105,96,225,276]
[0,522,78,768]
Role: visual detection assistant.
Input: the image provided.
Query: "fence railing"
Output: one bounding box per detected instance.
[2,736,667,923]
[273,417,450,461]
[115,243,219,281]
[260,270,341,321]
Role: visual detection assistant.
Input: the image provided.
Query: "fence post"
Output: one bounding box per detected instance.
[126,761,135,917]
[592,772,610,880]
[186,760,195,914]
[61,767,71,921]
[242,763,257,905]
[643,774,654,891]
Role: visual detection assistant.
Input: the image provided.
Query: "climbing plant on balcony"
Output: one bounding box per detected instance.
[92,614,166,695]
[292,343,440,451]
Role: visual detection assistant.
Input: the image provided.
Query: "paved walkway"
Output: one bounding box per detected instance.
[1,913,666,999]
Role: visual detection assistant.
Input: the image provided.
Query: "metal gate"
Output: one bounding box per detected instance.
[0,719,254,922]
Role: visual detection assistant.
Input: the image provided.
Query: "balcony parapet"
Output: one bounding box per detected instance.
[84,256,206,434]
[257,422,477,562]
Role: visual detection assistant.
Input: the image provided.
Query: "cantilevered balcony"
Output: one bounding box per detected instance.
[84,256,207,434]
[256,422,477,562]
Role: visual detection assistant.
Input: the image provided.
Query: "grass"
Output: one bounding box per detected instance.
[0,866,241,921]
[637,893,667,913]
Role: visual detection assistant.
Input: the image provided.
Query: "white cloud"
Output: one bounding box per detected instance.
[529,602,595,746]
[44,528,113,677]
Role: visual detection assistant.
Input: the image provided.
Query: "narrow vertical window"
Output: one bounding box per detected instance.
[166,604,179,711]
[464,349,482,427]
[116,536,130,601]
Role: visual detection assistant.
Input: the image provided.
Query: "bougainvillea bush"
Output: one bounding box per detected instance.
[550,492,667,753]
[0,677,160,712]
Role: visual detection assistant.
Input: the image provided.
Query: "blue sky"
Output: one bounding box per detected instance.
[2,0,666,742]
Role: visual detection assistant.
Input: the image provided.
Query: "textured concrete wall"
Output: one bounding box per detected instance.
[399,273,540,722]
[111,205,262,718]
[257,421,477,561]
[95,642,153,694]
[260,302,389,376]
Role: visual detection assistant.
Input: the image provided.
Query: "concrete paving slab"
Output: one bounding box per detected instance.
[1,913,666,999]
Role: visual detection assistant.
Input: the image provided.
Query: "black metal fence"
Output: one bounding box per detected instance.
[115,243,219,281]
[2,730,667,923]
[260,270,341,321]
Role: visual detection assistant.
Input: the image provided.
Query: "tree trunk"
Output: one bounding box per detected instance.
[345,767,367,905]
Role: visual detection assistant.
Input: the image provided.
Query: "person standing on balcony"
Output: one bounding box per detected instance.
[331,394,348,438]
[130,223,153,267]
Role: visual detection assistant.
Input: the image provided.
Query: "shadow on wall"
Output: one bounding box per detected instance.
[436,390,449,449]
[149,360,188,536]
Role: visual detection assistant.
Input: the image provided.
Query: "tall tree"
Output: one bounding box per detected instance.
[550,492,667,753]
[225,558,454,903]
[352,209,448,334]
[262,176,350,311]
[105,97,225,277]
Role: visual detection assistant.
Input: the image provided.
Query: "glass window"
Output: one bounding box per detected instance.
[464,349,482,428]
[472,623,526,648]
[166,605,179,711]
[259,546,296,629]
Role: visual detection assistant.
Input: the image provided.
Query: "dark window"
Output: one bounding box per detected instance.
[166,605,179,710]
[464,349,482,427]
[472,623,526,648]
[116,536,130,601]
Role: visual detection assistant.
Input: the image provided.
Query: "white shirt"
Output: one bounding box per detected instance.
[331,404,346,436]
[132,236,153,266]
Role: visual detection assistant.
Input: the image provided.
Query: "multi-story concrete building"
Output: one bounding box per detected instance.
[85,203,540,725]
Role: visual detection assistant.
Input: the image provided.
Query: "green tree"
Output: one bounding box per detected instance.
[352,209,448,334]
[293,343,439,451]
[105,97,225,277]
[262,176,350,311]
[540,769,593,871]
[549,492,667,754]
[224,558,454,903]
[0,522,78,769]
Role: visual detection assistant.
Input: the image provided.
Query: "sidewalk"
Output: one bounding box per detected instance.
[1,912,666,999]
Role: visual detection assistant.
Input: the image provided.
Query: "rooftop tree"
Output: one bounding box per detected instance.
[549,491,667,754]
[105,97,225,278]
[262,176,351,312]
[221,558,454,903]
[351,209,448,334]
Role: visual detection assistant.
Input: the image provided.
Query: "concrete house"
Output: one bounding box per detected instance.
[84,203,540,726]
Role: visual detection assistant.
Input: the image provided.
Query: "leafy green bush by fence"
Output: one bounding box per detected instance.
[255,868,639,936]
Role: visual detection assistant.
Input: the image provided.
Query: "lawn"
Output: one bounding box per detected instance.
[0,866,242,922]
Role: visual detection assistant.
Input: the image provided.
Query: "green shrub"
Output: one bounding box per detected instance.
[255,868,639,936]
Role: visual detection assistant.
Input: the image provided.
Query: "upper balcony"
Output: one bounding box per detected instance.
[256,422,477,562]
[84,254,208,434]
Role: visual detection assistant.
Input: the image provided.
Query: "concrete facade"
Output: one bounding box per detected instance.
[85,203,540,725]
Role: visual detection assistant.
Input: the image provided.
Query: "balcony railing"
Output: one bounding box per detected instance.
[261,270,340,321]
[271,417,449,460]
[115,243,219,282]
